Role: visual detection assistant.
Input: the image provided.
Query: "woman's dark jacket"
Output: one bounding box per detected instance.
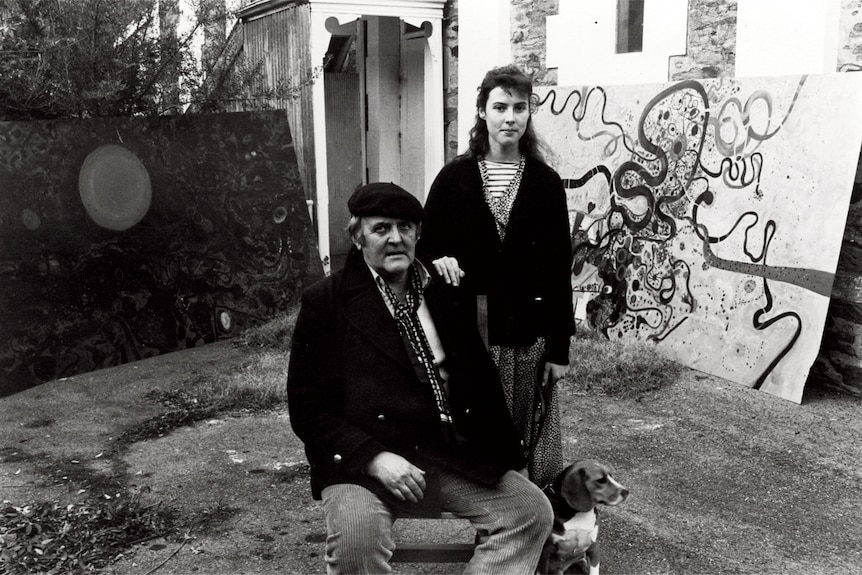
[286,248,526,515]
[418,154,576,365]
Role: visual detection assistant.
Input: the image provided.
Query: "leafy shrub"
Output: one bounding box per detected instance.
[0,491,173,574]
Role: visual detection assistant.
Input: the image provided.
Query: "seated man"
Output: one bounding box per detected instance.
[287,182,553,574]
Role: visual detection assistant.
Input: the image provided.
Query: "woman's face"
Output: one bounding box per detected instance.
[479,86,530,155]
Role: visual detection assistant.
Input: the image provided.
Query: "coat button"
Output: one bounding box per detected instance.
[377,414,385,421]
[333,454,342,463]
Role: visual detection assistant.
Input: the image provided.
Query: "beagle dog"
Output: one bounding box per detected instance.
[536,460,629,575]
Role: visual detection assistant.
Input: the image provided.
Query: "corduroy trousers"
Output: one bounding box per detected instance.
[320,468,552,575]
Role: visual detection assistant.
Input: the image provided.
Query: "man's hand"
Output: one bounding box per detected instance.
[365,452,427,502]
[432,256,465,286]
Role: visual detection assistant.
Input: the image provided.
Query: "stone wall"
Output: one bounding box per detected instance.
[839,0,862,71]
[443,0,460,162]
[511,0,558,86]
[669,0,737,80]
[813,159,862,395]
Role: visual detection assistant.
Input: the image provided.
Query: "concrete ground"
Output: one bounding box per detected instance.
[1,340,861,574]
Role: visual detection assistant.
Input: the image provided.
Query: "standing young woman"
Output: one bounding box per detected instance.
[418,65,575,488]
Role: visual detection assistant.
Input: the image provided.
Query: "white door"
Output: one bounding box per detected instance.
[400,31,425,197]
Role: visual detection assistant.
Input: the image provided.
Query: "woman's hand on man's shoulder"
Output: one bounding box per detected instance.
[432,256,465,286]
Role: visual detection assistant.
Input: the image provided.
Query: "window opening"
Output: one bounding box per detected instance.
[324,35,357,73]
[616,0,644,54]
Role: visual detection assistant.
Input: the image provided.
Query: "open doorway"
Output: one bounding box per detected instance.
[400,21,428,199]
[324,29,362,263]
[323,16,432,270]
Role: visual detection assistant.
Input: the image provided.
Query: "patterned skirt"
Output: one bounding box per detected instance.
[490,338,563,489]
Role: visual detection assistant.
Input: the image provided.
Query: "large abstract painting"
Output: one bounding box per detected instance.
[532,74,862,403]
[0,111,323,396]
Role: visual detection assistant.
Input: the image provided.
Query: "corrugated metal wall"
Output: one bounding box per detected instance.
[242,3,317,207]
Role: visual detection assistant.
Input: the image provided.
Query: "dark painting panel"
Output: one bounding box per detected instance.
[0,111,323,396]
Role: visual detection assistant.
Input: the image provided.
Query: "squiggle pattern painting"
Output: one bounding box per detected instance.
[532,75,862,403]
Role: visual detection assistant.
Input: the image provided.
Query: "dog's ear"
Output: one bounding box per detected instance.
[561,466,595,512]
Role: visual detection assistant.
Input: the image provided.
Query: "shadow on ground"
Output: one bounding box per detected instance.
[1,341,861,574]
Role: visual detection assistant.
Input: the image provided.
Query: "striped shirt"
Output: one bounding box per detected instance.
[483,159,521,199]
[480,156,526,239]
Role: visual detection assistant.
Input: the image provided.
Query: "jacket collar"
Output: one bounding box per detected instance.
[469,154,538,248]
[338,248,456,372]
[366,258,433,306]
[337,248,412,370]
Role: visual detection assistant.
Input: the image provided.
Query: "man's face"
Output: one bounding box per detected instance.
[355,216,419,283]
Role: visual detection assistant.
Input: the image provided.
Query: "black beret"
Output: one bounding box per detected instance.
[347,182,424,223]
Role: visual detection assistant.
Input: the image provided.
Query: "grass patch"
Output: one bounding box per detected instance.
[117,346,290,446]
[567,330,682,398]
[117,362,287,445]
[235,307,298,350]
[0,489,175,575]
[120,308,679,440]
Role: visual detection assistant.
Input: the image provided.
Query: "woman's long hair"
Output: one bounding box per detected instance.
[461,64,550,162]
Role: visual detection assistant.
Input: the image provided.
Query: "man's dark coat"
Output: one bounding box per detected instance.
[287,248,526,515]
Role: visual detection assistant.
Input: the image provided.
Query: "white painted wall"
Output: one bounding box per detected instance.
[546,0,687,86]
[736,0,841,78]
[537,0,842,85]
[457,0,511,154]
[365,17,403,183]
